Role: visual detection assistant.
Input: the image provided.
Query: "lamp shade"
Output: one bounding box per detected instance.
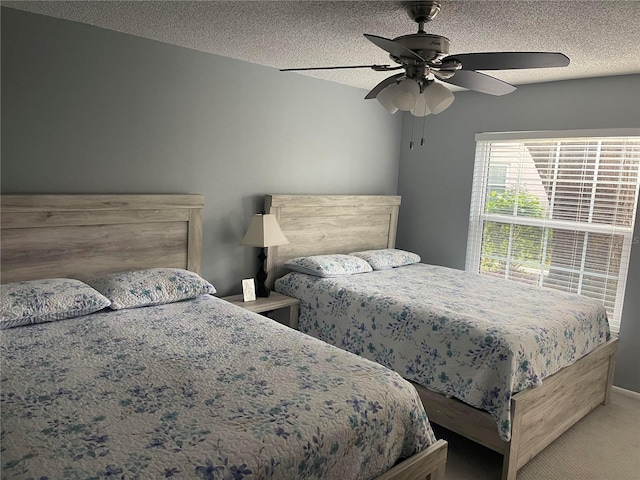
[393,78,420,111]
[240,214,289,247]
[377,83,399,114]
[424,82,455,114]
[410,90,431,117]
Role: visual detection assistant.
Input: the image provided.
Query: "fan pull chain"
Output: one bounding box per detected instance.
[409,114,416,149]
[421,115,427,147]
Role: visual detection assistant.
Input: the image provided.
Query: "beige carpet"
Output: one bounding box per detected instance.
[435,390,640,480]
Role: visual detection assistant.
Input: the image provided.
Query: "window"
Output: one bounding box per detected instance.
[466,129,640,332]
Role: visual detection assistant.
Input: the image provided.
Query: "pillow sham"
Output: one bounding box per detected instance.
[0,278,111,330]
[88,268,216,310]
[284,254,373,277]
[349,249,421,270]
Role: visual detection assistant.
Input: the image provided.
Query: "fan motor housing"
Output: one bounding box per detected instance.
[392,33,450,62]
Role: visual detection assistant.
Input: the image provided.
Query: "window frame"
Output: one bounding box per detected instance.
[466,128,640,333]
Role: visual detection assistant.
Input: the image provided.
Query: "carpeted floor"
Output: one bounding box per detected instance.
[436,390,640,480]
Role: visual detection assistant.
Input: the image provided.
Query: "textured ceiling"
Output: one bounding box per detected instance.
[4,0,640,94]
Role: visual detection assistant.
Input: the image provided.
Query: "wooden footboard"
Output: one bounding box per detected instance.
[504,337,618,480]
[375,440,448,480]
[413,337,618,480]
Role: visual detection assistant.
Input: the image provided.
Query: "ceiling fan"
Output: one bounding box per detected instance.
[280,1,570,116]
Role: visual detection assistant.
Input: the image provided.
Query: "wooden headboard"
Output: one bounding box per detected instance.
[264,195,401,287]
[1,194,204,283]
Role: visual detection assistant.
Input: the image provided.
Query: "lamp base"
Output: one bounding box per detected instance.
[255,248,270,298]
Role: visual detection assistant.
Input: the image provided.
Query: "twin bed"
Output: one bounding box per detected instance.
[264,194,619,480]
[0,195,447,480]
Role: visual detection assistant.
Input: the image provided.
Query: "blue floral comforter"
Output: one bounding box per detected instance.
[1,295,436,479]
[275,263,611,442]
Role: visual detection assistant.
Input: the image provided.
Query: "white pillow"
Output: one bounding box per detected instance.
[285,254,373,277]
[88,268,216,310]
[349,249,421,270]
[1,278,111,329]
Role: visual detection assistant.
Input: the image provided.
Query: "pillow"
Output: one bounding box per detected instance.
[284,254,373,277]
[88,268,216,310]
[349,249,421,270]
[0,278,111,330]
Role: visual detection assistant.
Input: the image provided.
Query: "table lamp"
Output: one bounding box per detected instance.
[240,213,289,297]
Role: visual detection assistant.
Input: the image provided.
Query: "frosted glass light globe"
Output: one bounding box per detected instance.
[377,83,399,114]
[411,91,432,117]
[392,78,420,111]
[425,82,455,114]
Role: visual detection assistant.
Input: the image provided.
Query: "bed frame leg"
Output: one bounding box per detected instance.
[429,464,446,480]
[501,402,522,480]
[501,449,518,480]
[602,349,616,406]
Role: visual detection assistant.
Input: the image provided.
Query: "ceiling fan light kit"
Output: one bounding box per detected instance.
[281,0,570,118]
[379,79,454,115]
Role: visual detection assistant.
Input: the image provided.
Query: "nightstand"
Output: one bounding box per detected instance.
[221,292,300,329]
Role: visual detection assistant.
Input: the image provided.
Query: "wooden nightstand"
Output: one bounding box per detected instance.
[221,292,300,329]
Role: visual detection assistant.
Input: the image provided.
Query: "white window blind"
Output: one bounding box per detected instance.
[466,129,640,332]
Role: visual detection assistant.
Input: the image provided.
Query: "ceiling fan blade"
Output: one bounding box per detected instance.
[364,34,425,62]
[280,64,400,72]
[443,52,570,71]
[441,70,516,96]
[364,73,404,99]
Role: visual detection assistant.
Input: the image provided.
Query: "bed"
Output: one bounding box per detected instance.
[0,194,447,480]
[264,194,619,480]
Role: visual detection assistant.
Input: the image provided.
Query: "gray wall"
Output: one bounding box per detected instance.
[1,7,402,295]
[397,74,640,392]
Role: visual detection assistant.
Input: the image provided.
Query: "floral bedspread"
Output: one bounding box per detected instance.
[275,263,611,442]
[1,295,435,479]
